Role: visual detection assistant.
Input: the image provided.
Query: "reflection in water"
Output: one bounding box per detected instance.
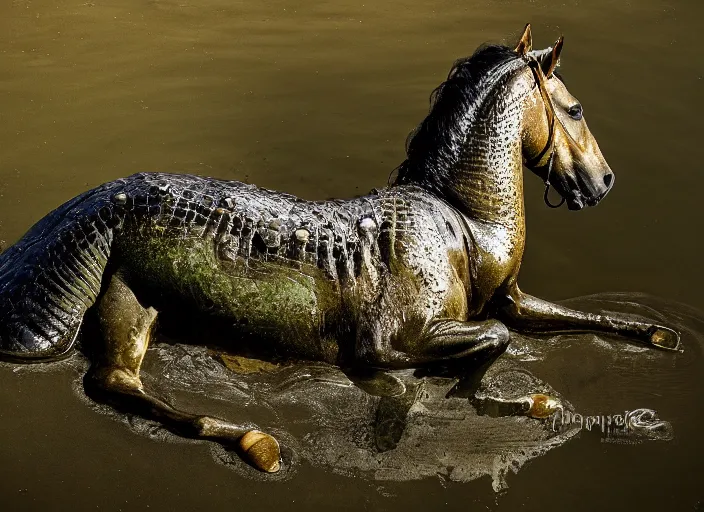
[0,0,701,508]
[8,294,688,493]
[71,343,581,491]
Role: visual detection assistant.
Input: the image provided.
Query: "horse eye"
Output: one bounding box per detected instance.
[568,104,583,120]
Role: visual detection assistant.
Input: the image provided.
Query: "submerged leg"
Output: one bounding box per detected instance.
[361,318,511,368]
[393,319,561,419]
[86,274,281,473]
[497,287,680,351]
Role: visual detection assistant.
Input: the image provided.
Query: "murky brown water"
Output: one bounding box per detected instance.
[1,0,703,510]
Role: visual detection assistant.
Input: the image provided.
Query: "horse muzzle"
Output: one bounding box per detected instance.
[566,187,611,210]
[562,171,614,210]
[567,192,587,210]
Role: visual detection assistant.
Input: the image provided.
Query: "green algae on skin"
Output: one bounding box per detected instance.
[115,222,343,361]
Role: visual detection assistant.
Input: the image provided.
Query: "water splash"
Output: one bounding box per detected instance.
[6,292,695,491]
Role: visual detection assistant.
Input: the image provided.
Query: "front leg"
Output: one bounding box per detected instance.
[496,286,680,350]
[357,318,511,369]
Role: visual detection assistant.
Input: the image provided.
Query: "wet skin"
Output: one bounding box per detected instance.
[0,25,680,472]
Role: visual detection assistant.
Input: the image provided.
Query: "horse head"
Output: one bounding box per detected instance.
[517,24,614,210]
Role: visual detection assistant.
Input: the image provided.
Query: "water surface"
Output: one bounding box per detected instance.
[0,0,702,510]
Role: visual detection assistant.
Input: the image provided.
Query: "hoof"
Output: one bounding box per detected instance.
[648,326,680,351]
[239,430,281,473]
[526,394,562,419]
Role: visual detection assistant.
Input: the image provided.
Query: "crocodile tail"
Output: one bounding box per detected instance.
[0,182,123,361]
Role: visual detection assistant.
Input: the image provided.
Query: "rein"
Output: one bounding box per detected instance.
[525,59,564,209]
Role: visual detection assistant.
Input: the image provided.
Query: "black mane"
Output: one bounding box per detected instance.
[394,44,526,188]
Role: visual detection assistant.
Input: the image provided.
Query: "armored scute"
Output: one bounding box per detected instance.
[0,172,472,364]
[0,26,680,473]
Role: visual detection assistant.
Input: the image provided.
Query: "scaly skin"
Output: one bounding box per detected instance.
[0,39,679,367]
[0,172,473,364]
[0,31,680,473]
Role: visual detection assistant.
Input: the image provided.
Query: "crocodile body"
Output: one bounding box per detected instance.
[0,172,471,364]
[0,37,680,474]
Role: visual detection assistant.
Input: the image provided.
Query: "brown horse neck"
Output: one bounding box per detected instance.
[444,70,539,242]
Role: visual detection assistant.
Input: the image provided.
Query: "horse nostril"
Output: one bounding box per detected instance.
[603,173,613,188]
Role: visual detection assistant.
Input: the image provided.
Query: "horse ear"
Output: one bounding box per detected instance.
[541,36,564,77]
[514,23,533,56]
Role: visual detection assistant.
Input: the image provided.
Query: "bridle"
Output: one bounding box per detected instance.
[524,58,565,209]
[391,51,579,208]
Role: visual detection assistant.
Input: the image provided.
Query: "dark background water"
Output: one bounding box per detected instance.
[0,0,702,510]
